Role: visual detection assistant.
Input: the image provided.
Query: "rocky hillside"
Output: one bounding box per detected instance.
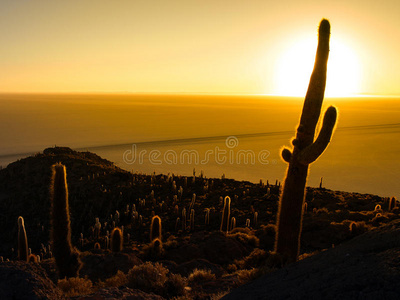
[0,147,398,299]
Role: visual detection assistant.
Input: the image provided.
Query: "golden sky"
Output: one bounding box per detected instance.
[1,0,399,96]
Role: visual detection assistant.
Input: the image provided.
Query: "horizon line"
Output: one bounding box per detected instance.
[0,91,399,98]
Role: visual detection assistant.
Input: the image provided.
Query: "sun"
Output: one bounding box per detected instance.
[274,36,361,97]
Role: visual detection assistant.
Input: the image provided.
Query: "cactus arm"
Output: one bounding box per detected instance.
[298,105,337,165]
[281,147,292,163]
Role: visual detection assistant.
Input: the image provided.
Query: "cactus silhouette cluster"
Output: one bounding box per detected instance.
[275,19,338,263]
[50,163,82,277]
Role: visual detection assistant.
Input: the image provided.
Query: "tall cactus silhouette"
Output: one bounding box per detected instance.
[50,163,82,277]
[17,216,28,262]
[275,19,337,263]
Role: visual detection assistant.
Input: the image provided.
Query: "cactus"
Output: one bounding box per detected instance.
[230,217,236,231]
[254,212,258,227]
[27,254,38,263]
[349,221,357,234]
[94,218,101,240]
[190,209,195,231]
[111,227,123,252]
[275,19,337,263]
[220,196,231,233]
[150,215,162,242]
[17,216,28,262]
[389,197,397,211]
[182,208,187,231]
[150,238,164,257]
[105,236,109,249]
[50,163,82,277]
[205,208,210,226]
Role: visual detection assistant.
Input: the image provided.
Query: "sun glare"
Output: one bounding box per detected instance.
[274,36,361,97]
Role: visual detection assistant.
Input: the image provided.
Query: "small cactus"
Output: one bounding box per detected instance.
[254,212,258,227]
[230,217,236,231]
[175,217,180,232]
[150,215,162,242]
[275,19,337,263]
[105,236,109,249]
[111,227,123,252]
[389,197,397,211]
[205,208,210,226]
[50,163,82,278]
[220,196,231,233]
[17,216,28,262]
[182,208,187,231]
[150,238,164,257]
[190,209,195,231]
[349,221,357,233]
[27,253,38,263]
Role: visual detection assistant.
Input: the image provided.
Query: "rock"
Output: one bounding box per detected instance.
[0,261,64,300]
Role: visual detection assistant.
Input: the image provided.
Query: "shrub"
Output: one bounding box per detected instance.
[97,270,127,288]
[126,262,168,294]
[187,269,216,283]
[228,232,259,247]
[164,273,186,298]
[235,268,263,286]
[57,277,93,297]
[235,248,268,269]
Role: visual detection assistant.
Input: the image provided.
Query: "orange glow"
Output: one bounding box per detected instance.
[274,36,361,97]
[0,1,399,96]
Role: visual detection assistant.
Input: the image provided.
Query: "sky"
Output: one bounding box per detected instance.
[0,0,399,96]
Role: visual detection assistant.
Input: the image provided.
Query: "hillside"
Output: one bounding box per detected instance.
[0,147,399,299]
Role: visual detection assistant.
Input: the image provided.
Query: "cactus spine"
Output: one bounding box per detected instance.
[150,215,162,242]
[50,163,82,277]
[220,196,231,233]
[111,227,123,252]
[275,19,337,263]
[17,216,28,262]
